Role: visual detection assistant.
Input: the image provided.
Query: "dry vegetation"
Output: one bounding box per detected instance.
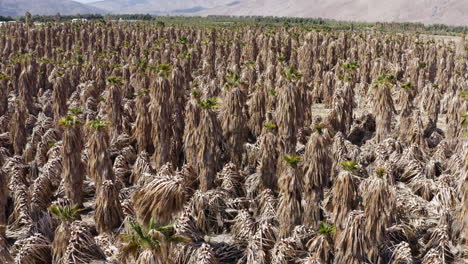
[0,21,467,263]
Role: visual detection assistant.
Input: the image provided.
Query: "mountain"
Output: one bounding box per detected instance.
[198,0,468,26]
[0,0,105,16]
[88,0,467,26]
[89,0,235,14]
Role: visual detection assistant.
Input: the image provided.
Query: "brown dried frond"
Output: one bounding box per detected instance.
[52,221,71,264]
[302,129,332,228]
[174,207,204,242]
[0,169,7,226]
[231,210,255,246]
[30,174,54,221]
[256,188,278,221]
[188,190,228,234]
[362,176,396,262]
[188,243,219,264]
[270,236,307,264]
[363,177,396,241]
[306,234,333,264]
[331,170,358,229]
[7,181,32,240]
[256,125,279,191]
[277,165,303,238]
[334,210,369,264]
[219,87,248,165]
[130,151,155,185]
[134,174,186,225]
[388,241,413,264]
[215,162,244,197]
[88,126,115,189]
[95,180,123,233]
[13,233,51,264]
[62,221,106,264]
[61,121,84,206]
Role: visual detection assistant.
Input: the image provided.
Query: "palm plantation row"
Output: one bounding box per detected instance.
[0,21,466,263]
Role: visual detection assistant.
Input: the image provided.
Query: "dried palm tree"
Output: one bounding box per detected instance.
[60,115,84,206]
[219,87,247,165]
[331,170,358,230]
[14,233,51,264]
[303,126,332,228]
[362,174,396,262]
[94,180,123,233]
[334,210,369,264]
[0,169,7,225]
[9,102,27,155]
[149,76,173,169]
[372,73,396,142]
[87,119,115,189]
[277,158,303,238]
[134,171,187,225]
[133,89,153,154]
[62,221,106,264]
[120,218,189,264]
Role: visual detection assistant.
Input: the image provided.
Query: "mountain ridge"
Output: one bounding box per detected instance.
[0,0,105,16]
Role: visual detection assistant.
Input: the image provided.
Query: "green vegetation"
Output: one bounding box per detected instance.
[59,115,82,127]
[317,221,336,235]
[48,204,84,222]
[284,155,302,168]
[7,14,466,36]
[87,119,110,131]
[197,97,220,110]
[120,217,189,259]
[341,161,359,172]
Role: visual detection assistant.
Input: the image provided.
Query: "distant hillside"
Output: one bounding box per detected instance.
[198,0,468,26]
[91,0,467,26]
[0,0,105,16]
[88,0,234,14]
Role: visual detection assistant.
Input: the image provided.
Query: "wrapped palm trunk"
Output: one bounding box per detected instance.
[61,118,84,207]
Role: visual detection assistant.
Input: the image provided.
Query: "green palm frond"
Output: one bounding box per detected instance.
[120,217,188,257]
[284,65,302,81]
[48,204,84,222]
[375,168,386,178]
[264,122,278,130]
[317,221,335,235]
[372,72,396,88]
[341,161,358,172]
[313,123,326,135]
[224,71,242,90]
[197,98,220,110]
[59,115,82,127]
[107,76,123,86]
[69,107,83,116]
[284,155,301,168]
[87,119,110,131]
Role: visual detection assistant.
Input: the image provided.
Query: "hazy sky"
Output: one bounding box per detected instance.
[75,0,97,3]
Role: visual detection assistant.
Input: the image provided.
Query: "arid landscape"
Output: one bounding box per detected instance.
[0,20,467,264]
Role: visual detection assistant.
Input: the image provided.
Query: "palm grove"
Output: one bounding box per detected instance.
[0,20,466,263]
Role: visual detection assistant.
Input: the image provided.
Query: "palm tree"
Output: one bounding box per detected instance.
[0,170,6,225]
[60,115,84,207]
[49,202,83,264]
[87,119,114,188]
[278,154,303,238]
[302,125,332,228]
[120,217,189,264]
[219,88,247,165]
[372,73,396,142]
[9,102,27,155]
[94,180,123,233]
